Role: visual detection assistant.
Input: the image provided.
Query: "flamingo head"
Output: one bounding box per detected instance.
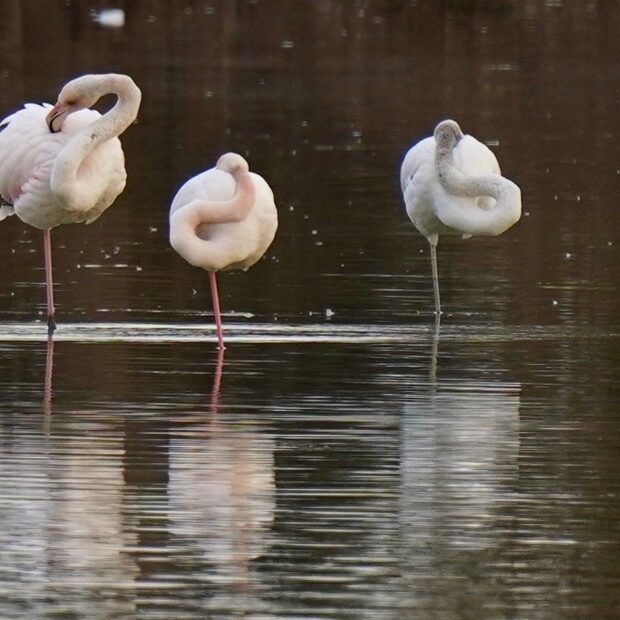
[215,152,250,177]
[46,75,106,133]
[433,120,464,149]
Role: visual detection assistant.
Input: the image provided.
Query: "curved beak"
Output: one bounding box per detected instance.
[46,103,71,133]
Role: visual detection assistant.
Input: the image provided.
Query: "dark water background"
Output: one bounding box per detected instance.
[0,1,618,618]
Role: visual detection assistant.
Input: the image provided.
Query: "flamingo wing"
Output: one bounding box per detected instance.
[432,136,521,237]
[0,104,124,229]
[0,104,61,210]
[451,135,501,177]
[400,136,434,194]
[170,168,237,217]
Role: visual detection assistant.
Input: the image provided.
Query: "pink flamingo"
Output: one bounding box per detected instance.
[0,73,141,332]
[400,119,521,316]
[169,153,278,349]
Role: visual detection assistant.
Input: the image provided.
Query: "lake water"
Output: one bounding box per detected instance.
[0,1,619,618]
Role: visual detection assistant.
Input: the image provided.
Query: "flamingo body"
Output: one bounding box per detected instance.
[170,167,277,272]
[0,105,126,229]
[400,120,521,315]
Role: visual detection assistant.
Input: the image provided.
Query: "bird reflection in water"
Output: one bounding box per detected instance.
[18,344,140,615]
[43,335,54,427]
[210,346,225,409]
[430,313,441,384]
[400,376,520,614]
[167,348,275,611]
[403,326,521,559]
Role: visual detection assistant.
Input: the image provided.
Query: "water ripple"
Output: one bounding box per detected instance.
[0,321,613,344]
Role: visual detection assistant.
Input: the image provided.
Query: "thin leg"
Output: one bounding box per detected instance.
[43,229,56,334]
[429,240,442,316]
[209,271,225,350]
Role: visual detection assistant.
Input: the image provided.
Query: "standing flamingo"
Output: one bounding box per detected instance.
[169,153,278,349]
[400,119,521,316]
[0,73,141,333]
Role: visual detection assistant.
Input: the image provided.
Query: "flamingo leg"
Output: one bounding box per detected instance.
[429,239,442,316]
[209,271,225,350]
[43,229,57,334]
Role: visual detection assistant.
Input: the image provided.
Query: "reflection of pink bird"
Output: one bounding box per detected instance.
[169,153,278,350]
[401,120,521,316]
[0,74,141,333]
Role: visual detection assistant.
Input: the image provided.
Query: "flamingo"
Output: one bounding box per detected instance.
[0,73,141,333]
[169,153,278,350]
[400,119,521,316]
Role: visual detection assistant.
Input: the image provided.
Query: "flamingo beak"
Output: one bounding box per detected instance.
[46,103,71,133]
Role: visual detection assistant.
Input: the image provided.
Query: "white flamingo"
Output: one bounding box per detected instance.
[169,153,278,349]
[400,119,521,316]
[0,73,141,332]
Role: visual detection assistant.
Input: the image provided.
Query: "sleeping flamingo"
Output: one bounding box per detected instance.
[169,153,278,349]
[400,119,521,316]
[0,73,141,333]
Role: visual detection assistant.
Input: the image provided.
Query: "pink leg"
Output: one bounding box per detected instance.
[43,229,56,334]
[209,271,225,350]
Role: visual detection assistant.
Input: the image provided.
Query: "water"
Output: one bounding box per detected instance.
[0,1,619,618]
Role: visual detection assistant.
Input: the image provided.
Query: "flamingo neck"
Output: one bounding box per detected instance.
[435,139,503,200]
[434,140,521,236]
[50,75,141,211]
[169,169,255,270]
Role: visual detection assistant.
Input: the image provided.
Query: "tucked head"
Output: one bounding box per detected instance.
[216,152,250,176]
[433,120,464,149]
[46,73,138,133]
[46,75,101,133]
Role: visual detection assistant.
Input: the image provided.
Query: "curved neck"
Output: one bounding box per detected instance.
[51,75,141,210]
[435,142,487,198]
[169,170,255,270]
[434,143,521,236]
